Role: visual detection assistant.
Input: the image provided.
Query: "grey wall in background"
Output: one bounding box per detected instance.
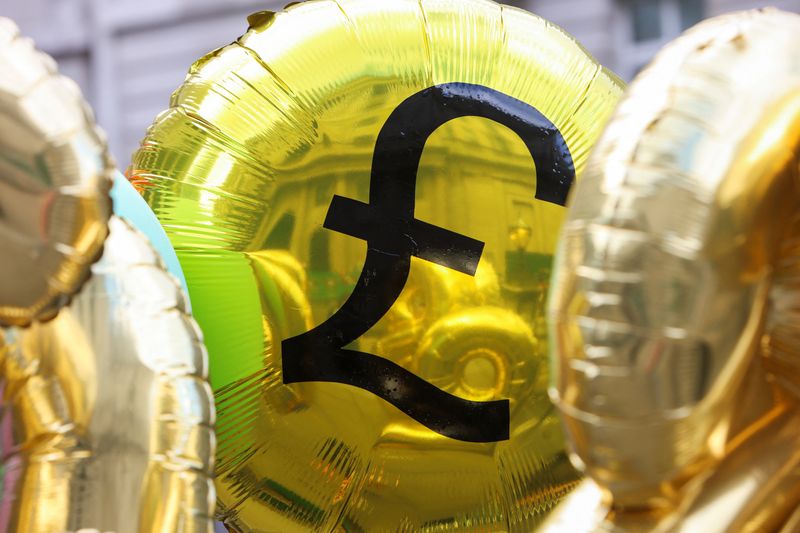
[535,0,800,80]
[2,0,278,166]
[3,0,799,166]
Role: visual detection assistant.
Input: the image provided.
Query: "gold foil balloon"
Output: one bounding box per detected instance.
[0,217,216,532]
[545,8,800,532]
[0,18,112,327]
[130,0,623,529]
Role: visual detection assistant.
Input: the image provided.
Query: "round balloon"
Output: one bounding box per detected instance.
[129,1,623,530]
[0,18,112,326]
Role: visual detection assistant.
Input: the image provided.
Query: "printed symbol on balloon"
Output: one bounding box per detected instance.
[281,83,574,442]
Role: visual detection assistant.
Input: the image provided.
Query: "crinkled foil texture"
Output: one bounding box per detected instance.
[129,0,624,530]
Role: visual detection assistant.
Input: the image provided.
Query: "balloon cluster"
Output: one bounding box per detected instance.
[2,1,798,532]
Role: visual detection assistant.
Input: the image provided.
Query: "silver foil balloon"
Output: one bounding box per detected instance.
[0,217,216,532]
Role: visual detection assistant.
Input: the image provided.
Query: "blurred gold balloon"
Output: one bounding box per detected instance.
[546,8,800,532]
[0,18,112,327]
[130,0,623,529]
[0,20,216,532]
[0,217,216,532]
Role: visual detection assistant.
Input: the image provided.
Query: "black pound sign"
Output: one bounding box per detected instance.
[282,82,574,442]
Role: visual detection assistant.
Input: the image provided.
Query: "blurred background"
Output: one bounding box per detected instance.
[2,0,798,167]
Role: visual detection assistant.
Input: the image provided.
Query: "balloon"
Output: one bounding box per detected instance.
[0,18,112,327]
[129,0,623,530]
[0,19,216,532]
[0,217,216,532]
[545,8,800,532]
[111,171,189,296]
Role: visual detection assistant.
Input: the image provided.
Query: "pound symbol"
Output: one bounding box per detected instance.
[282,83,574,442]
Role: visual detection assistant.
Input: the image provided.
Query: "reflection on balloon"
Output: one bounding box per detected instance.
[0,17,112,326]
[130,0,623,529]
[545,8,800,533]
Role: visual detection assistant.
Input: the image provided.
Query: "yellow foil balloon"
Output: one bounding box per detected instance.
[545,8,800,533]
[0,217,216,532]
[0,18,112,327]
[130,0,623,530]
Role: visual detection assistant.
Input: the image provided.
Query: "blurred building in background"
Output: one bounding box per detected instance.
[3,0,798,172]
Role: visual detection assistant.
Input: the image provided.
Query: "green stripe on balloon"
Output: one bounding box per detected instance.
[110,172,190,302]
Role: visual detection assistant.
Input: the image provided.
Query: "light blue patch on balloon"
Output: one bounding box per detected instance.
[110,172,190,303]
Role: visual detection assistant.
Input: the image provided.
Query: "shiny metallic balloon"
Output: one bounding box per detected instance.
[0,18,113,327]
[130,0,623,530]
[0,217,216,532]
[546,8,800,532]
[0,19,216,532]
